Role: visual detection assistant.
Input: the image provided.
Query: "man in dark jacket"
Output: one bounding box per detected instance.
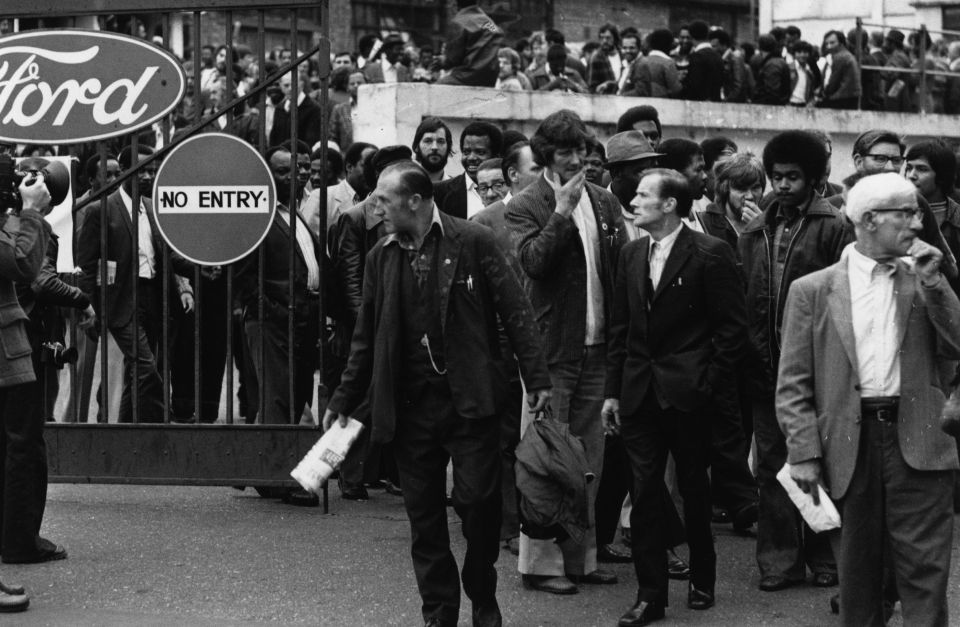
[739,131,853,592]
[324,161,551,627]
[682,20,723,101]
[437,1,503,87]
[820,31,861,109]
[751,34,791,105]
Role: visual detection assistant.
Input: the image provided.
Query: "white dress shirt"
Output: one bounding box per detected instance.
[648,223,683,290]
[465,176,485,219]
[381,56,399,83]
[278,206,321,291]
[846,243,900,397]
[118,186,156,279]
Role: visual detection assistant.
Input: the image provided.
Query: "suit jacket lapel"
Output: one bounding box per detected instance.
[893,260,915,350]
[653,227,693,302]
[114,193,135,240]
[437,214,461,333]
[636,237,652,307]
[826,258,859,372]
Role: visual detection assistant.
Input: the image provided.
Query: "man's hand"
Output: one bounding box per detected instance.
[601,398,620,436]
[527,388,552,414]
[322,407,349,431]
[19,173,52,214]
[790,459,822,506]
[555,170,586,218]
[740,198,762,223]
[78,305,96,330]
[180,292,195,313]
[908,238,943,284]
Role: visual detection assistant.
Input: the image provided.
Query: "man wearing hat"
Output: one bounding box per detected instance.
[604,131,663,241]
[363,34,412,84]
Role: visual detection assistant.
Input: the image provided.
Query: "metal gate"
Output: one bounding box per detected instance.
[4,1,333,492]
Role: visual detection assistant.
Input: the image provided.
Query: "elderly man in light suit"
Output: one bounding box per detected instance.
[776,172,960,627]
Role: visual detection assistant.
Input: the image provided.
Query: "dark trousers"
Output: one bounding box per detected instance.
[754,397,834,579]
[499,380,522,541]
[244,311,317,425]
[709,394,757,514]
[393,384,501,626]
[595,434,630,546]
[0,353,47,559]
[110,280,164,423]
[836,419,953,627]
[621,392,715,605]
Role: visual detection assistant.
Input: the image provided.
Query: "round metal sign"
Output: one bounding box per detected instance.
[152,133,276,266]
[0,29,186,144]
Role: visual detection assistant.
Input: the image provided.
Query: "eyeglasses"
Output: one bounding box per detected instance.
[477,182,506,194]
[864,154,904,167]
[869,207,923,219]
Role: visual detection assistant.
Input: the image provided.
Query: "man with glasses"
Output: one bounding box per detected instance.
[739,131,854,592]
[476,159,508,207]
[777,172,960,625]
[827,129,905,208]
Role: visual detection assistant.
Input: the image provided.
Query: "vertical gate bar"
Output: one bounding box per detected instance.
[130,134,140,425]
[855,18,863,111]
[257,9,267,425]
[226,265,235,425]
[162,11,173,424]
[191,11,204,425]
[98,142,109,423]
[194,12,203,128]
[317,0,329,422]
[919,25,928,115]
[288,8,299,425]
[226,10,235,127]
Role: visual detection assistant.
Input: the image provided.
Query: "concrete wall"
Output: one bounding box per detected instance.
[354,83,960,183]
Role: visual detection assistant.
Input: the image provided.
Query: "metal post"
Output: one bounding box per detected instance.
[288,8,299,426]
[97,143,109,424]
[919,25,928,114]
[855,18,863,111]
[257,10,267,425]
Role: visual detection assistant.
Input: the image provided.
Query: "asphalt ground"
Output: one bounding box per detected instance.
[4,483,959,626]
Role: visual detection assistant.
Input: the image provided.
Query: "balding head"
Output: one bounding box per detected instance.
[844,173,918,225]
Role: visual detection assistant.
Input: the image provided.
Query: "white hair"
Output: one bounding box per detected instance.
[844,172,917,225]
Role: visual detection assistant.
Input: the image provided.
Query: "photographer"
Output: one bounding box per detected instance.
[0,170,54,612]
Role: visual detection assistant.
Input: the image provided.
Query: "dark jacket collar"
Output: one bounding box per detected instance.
[741,192,836,234]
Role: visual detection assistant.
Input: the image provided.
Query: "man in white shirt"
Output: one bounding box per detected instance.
[777,173,960,625]
[434,121,502,220]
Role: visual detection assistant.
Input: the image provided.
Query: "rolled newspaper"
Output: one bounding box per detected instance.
[776,463,841,533]
[290,418,365,495]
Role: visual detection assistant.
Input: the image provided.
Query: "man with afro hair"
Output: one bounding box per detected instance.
[739,130,854,592]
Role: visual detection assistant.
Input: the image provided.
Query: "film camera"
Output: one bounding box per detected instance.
[0,153,71,214]
[40,341,78,370]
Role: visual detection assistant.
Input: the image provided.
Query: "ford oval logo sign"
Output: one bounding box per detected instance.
[0,30,186,144]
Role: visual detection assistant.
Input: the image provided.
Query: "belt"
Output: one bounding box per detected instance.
[860,397,899,423]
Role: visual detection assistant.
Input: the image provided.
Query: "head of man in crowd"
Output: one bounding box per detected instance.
[883,29,906,55]
[688,20,710,45]
[701,136,738,200]
[785,25,802,50]
[502,141,542,195]
[630,168,693,237]
[310,146,343,190]
[793,40,814,68]
[658,138,707,201]
[459,121,503,185]
[267,140,311,204]
[762,130,828,211]
[546,44,568,78]
[498,47,522,80]
[279,67,309,103]
[604,131,663,210]
[333,51,355,71]
[583,136,607,186]
[501,130,529,155]
[823,30,846,56]
[476,159,507,207]
[616,105,662,146]
[852,129,905,175]
[372,160,435,240]
[530,109,590,184]
[347,71,366,103]
[85,153,121,193]
[844,173,922,260]
[714,152,766,222]
[413,117,452,176]
[363,144,413,194]
[343,141,378,198]
[710,28,732,56]
[119,144,158,200]
[904,140,957,205]
[677,25,694,55]
[201,45,215,69]
[621,30,641,64]
[757,34,778,58]
[598,23,620,56]
[381,34,405,66]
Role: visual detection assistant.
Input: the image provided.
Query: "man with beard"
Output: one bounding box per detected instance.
[413,117,453,183]
[434,121,503,219]
[587,23,623,94]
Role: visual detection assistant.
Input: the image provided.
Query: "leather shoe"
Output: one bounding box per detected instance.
[472,601,502,627]
[340,485,369,501]
[667,549,690,580]
[758,575,801,592]
[383,479,403,496]
[687,585,715,610]
[598,542,632,563]
[568,568,617,585]
[282,489,319,507]
[732,502,759,532]
[502,536,519,556]
[522,575,578,595]
[617,599,665,626]
[812,572,838,587]
[711,508,730,524]
[0,582,24,596]
[829,593,839,615]
[0,586,28,613]
[2,538,67,564]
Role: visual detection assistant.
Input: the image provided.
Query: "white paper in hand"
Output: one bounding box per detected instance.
[290,418,365,495]
[776,463,841,533]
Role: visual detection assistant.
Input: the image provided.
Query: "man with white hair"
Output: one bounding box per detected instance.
[776,172,960,626]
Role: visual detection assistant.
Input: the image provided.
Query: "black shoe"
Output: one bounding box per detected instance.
[365,479,386,489]
[598,542,633,563]
[687,585,715,610]
[502,536,519,556]
[618,599,665,626]
[812,572,838,587]
[667,549,690,580]
[711,508,731,524]
[282,489,320,507]
[472,601,502,627]
[383,479,403,496]
[732,502,759,532]
[567,568,617,585]
[340,485,369,501]
[521,575,578,595]
[2,538,67,564]
[758,575,802,591]
[830,593,839,615]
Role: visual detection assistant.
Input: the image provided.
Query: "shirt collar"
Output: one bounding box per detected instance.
[118,185,144,214]
[694,42,712,52]
[649,50,671,60]
[652,222,684,249]
[846,242,896,278]
[384,204,444,249]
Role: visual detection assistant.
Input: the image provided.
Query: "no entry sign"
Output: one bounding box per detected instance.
[152,134,276,265]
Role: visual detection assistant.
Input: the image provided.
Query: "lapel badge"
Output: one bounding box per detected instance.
[444,258,451,265]
[601,223,608,231]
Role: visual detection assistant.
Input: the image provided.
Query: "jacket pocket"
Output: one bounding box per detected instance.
[0,303,32,359]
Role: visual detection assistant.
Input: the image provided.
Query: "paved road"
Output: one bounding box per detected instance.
[6,484,959,626]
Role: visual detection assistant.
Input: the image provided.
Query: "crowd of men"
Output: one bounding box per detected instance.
[2,2,960,624]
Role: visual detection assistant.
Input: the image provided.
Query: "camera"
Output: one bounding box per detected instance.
[40,341,78,370]
[0,154,71,214]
